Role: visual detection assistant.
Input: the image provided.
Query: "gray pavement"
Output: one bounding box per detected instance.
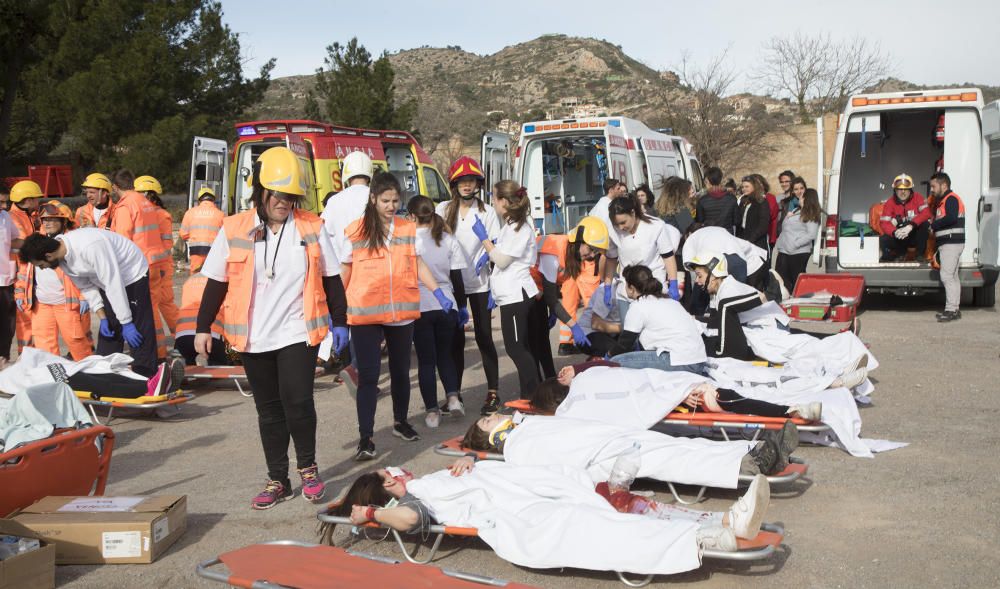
[55,287,1000,589]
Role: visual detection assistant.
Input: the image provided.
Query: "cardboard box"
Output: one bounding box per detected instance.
[0,519,55,589]
[12,496,186,565]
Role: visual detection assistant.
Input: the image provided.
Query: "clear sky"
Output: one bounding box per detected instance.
[221,0,1000,94]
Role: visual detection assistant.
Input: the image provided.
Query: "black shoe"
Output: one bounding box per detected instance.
[557,343,578,357]
[480,393,501,415]
[749,439,780,476]
[354,438,376,461]
[937,310,961,322]
[392,422,420,441]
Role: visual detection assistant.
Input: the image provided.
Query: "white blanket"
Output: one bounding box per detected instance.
[407,462,702,575]
[0,348,144,396]
[745,328,878,387]
[0,382,93,451]
[505,415,752,489]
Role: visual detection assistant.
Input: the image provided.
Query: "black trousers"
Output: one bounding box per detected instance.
[879,224,929,259]
[716,388,790,417]
[70,372,148,398]
[96,275,158,377]
[578,331,618,358]
[452,291,499,391]
[774,252,811,292]
[413,310,459,411]
[527,297,555,380]
[353,322,414,439]
[0,285,15,360]
[499,293,541,399]
[241,342,320,483]
[175,334,230,366]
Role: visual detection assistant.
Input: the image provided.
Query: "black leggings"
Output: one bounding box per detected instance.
[774,252,810,292]
[70,372,148,399]
[413,310,459,411]
[175,334,230,366]
[579,332,619,358]
[353,322,415,439]
[241,342,320,483]
[452,291,499,392]
[716,388,790,417]
[527,297,555,380]
[499,293,541,399]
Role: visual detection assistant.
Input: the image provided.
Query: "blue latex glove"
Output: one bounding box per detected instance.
[602,283,614,306]
[332,326,350,354]
[668,279,680,301]
[547,312,558,330]
[487,292,497,310]
[121,322,143,348]
[99,318,114,338]
[79,300,90,315]
[433,288,454,313]
[458,307,470,327]
[570,323,591,348]
[471,215,489,242]
[15,299,25,312]
[475,252,490,274]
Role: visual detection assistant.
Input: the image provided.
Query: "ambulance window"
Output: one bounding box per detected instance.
[689,159,704,190]
[423,167,443,202]
[990,137,1000,188]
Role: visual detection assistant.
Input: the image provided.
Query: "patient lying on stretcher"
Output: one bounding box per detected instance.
[329,463,771,554]
[0,349,175,399]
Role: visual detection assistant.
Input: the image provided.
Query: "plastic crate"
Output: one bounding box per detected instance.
[784,274,864,322]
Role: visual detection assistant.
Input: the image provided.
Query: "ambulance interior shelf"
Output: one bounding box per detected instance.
[529,135,609,232]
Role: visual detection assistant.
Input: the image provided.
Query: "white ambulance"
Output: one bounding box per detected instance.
[485,117,703,234]
[819,89,1000,306]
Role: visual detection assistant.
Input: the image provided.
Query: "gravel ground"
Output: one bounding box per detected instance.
[52,278,1000,589]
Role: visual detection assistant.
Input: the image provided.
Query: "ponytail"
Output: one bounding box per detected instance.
[406,195,449,246]
[622,264,666,298]
[494,180,530,230]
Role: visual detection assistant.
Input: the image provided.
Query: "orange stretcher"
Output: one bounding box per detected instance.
[0,425,115,517]
[317,505,784,587]
[196,541,538,589]
[74,390,194,425]
[183,365,324,397]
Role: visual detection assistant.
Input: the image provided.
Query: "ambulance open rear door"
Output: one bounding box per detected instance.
[481,131,512,204]
[285,133,320,213]
[189,137,229,213]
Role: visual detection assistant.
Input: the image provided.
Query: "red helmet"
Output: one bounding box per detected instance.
[448,156,485,185]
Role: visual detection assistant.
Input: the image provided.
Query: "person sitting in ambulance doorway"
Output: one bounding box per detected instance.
[878,173,931,262]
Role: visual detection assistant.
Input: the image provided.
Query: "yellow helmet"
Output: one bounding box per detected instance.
[134,175,163,194]
[892,174,914,190]
[81,172,112,192]
[684,251,729,278]
[257,146,307,197]
[568,216,610,250]
[10,180,44,203]
[197,186,216,200]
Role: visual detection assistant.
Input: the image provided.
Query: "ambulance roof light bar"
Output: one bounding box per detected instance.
[851,92,979,107]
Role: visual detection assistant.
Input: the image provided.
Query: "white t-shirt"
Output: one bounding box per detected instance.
[435,200,500,294]
[201,216,341,353]
[35,268,66,305]
[93,206,108,226]
[622,295,707,366]
[490,220,539,306]
[0,211,16,286]
[58,228,150,323]
[320,184,370,261]
[615,217,679,298]
[415,227,468,312]
[711,275,788,327]
[587,195,619,257]
[682,226,766,275]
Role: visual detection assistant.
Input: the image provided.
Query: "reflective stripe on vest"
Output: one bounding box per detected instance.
[345,217,421,325]
[935,192,966,237]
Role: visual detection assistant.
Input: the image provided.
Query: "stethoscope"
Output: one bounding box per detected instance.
[261,217,288,280]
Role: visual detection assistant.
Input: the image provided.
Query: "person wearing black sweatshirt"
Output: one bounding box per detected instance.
[929,172,965,322]
[736,176,771,254]
[696,167,739,234]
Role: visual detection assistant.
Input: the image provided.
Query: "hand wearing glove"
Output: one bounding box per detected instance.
[471,215,489,242]
[547,312,558,330]
[570,323,591,348]
[99,318,115,338]
[331,326,350,354]
[487,292,497,310]
[894,224,913,240]
[458,307,470,327]
[433,288,454,313]
[668,279,680,301]
[121,322,143,348]
[79,300,90,315]
[602,283,614,306]
[475,252,490,274]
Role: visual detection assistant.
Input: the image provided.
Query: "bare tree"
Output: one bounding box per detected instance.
[754,32,891,122]
[666,50,783,171]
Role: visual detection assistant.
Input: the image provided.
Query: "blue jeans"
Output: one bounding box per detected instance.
[610,350,706,375]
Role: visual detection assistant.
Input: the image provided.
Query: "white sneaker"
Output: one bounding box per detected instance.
[424,411,440,429]
[446,395,466,416]
[847,353,869,373]
[728,474,769,540]
[836,367,868,390]
[790,401,823,422]
[696,526,738,552]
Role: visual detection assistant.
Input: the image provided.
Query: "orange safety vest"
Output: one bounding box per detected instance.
[14,262,85,312]
[530,234,569,290]
[934,192,966,239]
[111,191,169,266]
[175,273,223,338]
[153,207,173,266]
[344,217,420,325]
[74,201,115,229]
[221,209,330,351]
[179,201,224,256]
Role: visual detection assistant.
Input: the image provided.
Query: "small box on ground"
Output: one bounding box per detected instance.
[0,519,55,589]
[11,495,186,565]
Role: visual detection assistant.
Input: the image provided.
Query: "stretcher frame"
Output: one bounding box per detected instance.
[317,506,784,587]
[432,436,807,505]
[183,365,325,398]
[196,540,529,588]
[74,390,195,425]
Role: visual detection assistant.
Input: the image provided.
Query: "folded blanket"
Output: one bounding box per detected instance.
[0,382,92,452]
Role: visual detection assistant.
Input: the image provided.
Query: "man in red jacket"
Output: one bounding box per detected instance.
[878,173,931,262]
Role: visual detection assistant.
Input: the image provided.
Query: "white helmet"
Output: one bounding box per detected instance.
[342,151,373,183]
[684,251,729,278]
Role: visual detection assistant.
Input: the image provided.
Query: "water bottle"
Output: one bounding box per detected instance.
[607,441,642,493]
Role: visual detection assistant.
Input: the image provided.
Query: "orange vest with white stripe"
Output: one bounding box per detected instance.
[221,209,330,352]
[112,191,169,266]
[344,217,420,325]
[74,201,115,229]
[176,273,223,338]
[934,192,965,241]
[15,263,85,312]
[180,201,224,256]
[153,208,173,266]
[530,234,569,290]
